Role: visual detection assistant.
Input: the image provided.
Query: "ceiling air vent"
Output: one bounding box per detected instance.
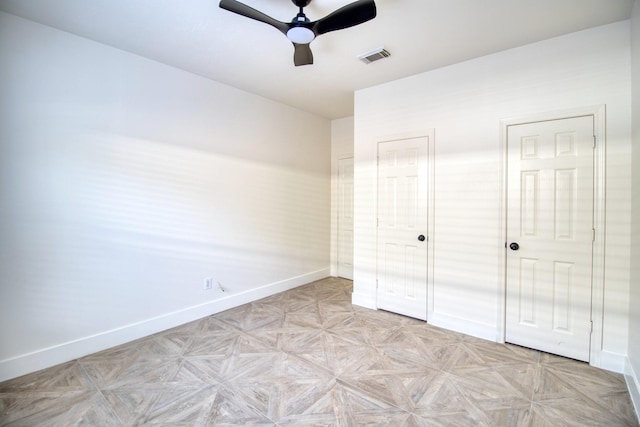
[357,47,391,64]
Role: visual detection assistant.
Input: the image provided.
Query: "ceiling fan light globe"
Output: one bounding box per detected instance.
[287,26,315,44]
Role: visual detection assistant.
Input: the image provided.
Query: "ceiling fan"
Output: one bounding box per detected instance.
[219,0,377,66]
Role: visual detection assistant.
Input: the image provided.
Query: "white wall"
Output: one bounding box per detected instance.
[0,12,331,381]
[627,0,640,416]
[353,21,632,371]
[330,117,354,276]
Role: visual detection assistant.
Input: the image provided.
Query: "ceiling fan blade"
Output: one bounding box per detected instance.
[219,0,289,34]
[313,0,376,35]
[293,43,314,66]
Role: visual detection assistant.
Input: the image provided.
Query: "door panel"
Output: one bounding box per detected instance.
[506,116,594,362]
[553,261,573,332]
[377,137,429,320]
[337,158,354,280]
[518,257,537,325]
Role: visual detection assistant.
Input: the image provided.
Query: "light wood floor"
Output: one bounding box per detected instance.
[1,277,637,426]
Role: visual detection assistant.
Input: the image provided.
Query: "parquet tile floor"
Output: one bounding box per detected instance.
[1,277,638,426]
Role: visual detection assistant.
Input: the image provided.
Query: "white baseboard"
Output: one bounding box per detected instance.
[429,312,498,342]
[0,268,329,382]
[625,357,640,424]
[597,350,627,374]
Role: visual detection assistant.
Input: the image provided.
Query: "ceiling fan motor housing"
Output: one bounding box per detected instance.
[294,12,310,23]
[287,10,314,43]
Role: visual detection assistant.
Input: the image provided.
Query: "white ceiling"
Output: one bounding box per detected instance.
[0,0,634,119]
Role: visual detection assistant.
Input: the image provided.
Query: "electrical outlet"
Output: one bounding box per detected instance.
[204,277,213,290]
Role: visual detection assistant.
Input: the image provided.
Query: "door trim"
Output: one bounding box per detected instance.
[498,105,606,367]
[337,156,354,280]
[374,130,435,320]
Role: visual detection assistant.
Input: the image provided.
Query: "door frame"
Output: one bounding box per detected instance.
[498,105,606,367]
[374,130,435,320]
[337,156,354,280]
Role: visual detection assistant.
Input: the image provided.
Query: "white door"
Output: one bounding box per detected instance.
[337,157,354,280]
[376,137,429,320]
[506,116,594,362]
